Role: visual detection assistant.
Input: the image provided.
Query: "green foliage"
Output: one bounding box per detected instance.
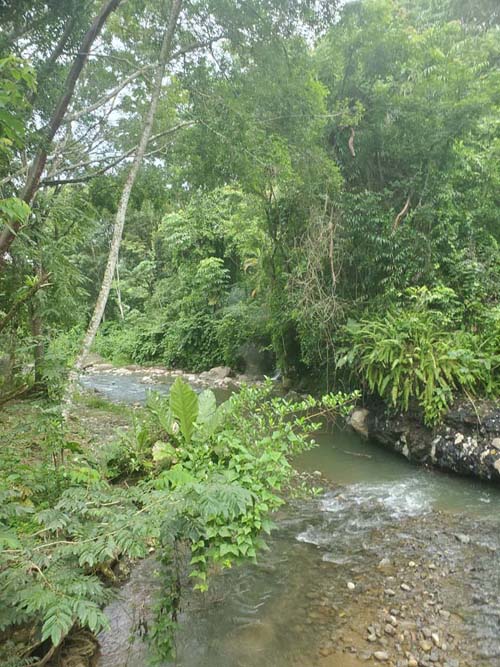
[169,377,198,444]
[2,0,499,414]
[339,289,499,423]
[0,55,35,161]
[0,383,356,664]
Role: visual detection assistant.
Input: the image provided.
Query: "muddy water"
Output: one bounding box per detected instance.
[85,371,500,667]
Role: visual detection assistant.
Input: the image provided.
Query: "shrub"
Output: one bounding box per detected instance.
[339,298,499,424]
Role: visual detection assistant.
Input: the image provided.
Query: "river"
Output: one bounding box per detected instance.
[82,370,500,667]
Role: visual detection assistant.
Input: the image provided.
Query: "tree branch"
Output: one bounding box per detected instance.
[0,0,123,265]
[40,122,194,186]
[64,65,154,123]
[392,194,411,234]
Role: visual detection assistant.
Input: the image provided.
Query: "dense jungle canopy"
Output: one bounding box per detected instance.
[0,0,499,419]
[0,1,499,663]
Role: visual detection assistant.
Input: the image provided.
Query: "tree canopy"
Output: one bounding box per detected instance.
[0,0,498,413]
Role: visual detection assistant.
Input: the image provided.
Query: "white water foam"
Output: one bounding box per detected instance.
[320,479,432,519]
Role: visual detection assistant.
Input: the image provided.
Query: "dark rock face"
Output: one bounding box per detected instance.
[349,400,500,483]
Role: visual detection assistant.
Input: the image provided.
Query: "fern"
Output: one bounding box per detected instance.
[340,300,499,424]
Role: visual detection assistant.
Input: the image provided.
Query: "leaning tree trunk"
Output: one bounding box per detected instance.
[63,0,183,412]
[0,0,123,267]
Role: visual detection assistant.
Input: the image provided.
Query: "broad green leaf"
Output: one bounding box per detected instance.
[197,389,217,425]
[169,377,198,444]
[152,440,177,463]
[162,463,196,487]
[0,197,30,223]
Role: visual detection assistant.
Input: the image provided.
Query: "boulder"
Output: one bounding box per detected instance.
[349,408,370,438]
[202,366,233,380]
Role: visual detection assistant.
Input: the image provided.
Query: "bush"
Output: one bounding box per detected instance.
[339,293,499,424]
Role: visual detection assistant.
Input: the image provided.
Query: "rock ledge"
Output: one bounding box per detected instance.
[349,399,500,483]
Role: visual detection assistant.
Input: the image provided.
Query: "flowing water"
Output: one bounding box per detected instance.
[84,371,500,667]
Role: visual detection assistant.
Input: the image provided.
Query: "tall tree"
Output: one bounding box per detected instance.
[0,0,122,266]
[70,0,183,381]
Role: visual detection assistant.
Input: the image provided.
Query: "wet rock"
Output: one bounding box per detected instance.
[359,398,500,482]
[318,644,334,657]
[349,408,370,438]
[359,650,373,661]
[378,557,392,570]
[454,534,470,545]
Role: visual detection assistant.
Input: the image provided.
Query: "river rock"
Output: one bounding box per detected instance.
[200,366,234,380]
[359,651,373,661]
[373,651,390,662]
[349,408,370,438]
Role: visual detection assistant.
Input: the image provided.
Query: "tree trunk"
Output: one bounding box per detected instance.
[64,0,183,411]
[0,0,123,266]
[115,264,125,321]
[29,298,44,388]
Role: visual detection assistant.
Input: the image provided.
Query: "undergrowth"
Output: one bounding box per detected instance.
[0,380,357,664]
